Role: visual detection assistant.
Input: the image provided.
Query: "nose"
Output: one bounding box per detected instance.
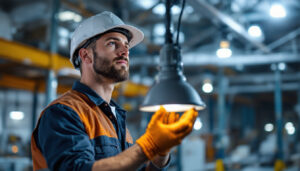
[117,44,129,57]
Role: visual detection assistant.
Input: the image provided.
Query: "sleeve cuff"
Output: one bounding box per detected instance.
[81,161,94,171]
[149,155,171,171]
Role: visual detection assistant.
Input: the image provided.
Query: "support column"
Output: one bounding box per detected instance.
[45,0,60,105]
[216,67,226,159]
[0,90,8,154]
[297,89,300,147]
[216,67,226,171]
[31,83,39,130]
[45,70,57,105]
[274,65,285,171]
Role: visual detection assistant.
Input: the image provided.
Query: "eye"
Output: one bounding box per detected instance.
[107,41,116,46]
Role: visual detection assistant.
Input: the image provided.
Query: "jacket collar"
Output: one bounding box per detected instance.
[72,81,126,114]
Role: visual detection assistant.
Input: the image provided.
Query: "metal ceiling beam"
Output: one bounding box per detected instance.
[182,27,217,52]
[62,0,94,17]
[131,53,300,67]
[0,74,70,94]
[0,73,149,97]
[227,82,300,94]
[0,38,73,71]
[228,72,300,84]
[267,27,300,51]
[132,0,162,25]
[186,0,270,53]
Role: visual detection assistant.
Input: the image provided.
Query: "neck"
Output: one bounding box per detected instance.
[80,74,115,103]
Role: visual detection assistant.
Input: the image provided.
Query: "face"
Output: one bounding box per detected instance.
[91,32,130,83]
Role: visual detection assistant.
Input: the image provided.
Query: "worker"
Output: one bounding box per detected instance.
[31,11,198,171]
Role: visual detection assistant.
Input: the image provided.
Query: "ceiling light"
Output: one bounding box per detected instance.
[11,145,19,154]
[285,122,295,135]
[58,27,70,38]
[140,45,206,112]
[264,123,274,132]
[153,3,165,15]
[193,117,202,130]
[9,111,24,120]
[202,80,213,93]
[216,40,232,58]
[153,3,183,15]
[185,5,194,14]
[140,0,206,112]
[269,3,286,18]
[248,25,262,38]
[154,23,166,36]
[59,37,68,47]
[58,11,82,22]
[216,48,232,58]
[278,62,286,71]
[137,0,159,9]
[172,5,181,15]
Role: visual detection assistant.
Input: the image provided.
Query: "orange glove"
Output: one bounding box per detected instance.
[158,111,180,156]
[136,107,198,159]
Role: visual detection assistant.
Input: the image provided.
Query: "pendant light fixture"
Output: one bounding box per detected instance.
[140,0,206,112]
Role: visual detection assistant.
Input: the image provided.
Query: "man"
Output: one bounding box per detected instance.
[31,11,198,171]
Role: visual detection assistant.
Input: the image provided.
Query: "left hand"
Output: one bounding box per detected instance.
[158,110,180,156]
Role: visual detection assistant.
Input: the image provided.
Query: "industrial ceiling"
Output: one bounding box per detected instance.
[0,0,300,115]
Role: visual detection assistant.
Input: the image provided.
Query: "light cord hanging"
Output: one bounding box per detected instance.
[140,0,206,112]
[175,0,186,46]
[165,0,173,44]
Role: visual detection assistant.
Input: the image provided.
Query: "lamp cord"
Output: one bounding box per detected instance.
[165,0,173,44]
[175,0,186,46]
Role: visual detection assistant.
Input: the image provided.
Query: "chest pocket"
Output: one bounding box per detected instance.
[94,137,121,160]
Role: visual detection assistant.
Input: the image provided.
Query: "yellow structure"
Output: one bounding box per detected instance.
[215,159,225,171]
[274,160,285,171]
[0,38,149,99]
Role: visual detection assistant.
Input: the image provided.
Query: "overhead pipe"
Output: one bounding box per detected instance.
[130,53,300,67]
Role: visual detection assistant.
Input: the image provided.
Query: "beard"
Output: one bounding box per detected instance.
[92,49,129,82]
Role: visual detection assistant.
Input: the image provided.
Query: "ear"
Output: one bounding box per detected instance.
[78,48,93,64]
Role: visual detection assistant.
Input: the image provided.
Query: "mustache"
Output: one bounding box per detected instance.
[113,56,128,62]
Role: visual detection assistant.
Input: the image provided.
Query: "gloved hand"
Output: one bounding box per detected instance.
[136,106,198,159]
[158,111,179,156]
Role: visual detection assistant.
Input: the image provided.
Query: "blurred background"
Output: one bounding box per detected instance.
[0,0,299,170]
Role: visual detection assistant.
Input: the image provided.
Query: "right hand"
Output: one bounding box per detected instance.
[136,106,198,159]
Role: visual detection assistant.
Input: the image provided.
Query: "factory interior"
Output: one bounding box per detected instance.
[0,0,300,170]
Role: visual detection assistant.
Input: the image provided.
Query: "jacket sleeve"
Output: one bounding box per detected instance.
[37,104,95,171]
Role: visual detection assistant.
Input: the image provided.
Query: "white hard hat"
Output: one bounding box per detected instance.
[70,11,144,68]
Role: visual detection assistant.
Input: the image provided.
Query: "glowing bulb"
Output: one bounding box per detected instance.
[9,111,24,120]
[137,0,158,9]
[248,25,262,38]
[216,48,232,58]
[278,62,286,71]
[12,145,19,154]
[153,3,165,15]
[193,117,202,130]
[269,3,286,18]
[264,123,274,132]
[202,82,213,93]
[58,11,82,22]
[153,3,181,15]
[285,122,295,135]
[140,104,204,112]
[154,23,165,36]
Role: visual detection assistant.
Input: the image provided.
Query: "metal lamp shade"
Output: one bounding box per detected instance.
[140,44,206,112]
[140,78,206,112]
